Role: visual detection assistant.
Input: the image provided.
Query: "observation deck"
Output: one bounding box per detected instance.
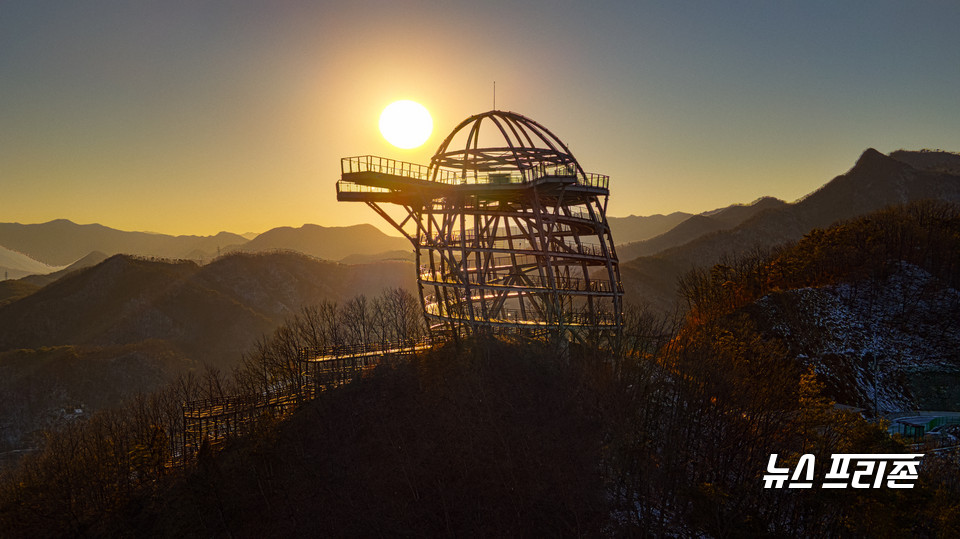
[336,155,610,205]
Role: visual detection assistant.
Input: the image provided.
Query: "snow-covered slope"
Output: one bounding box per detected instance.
[752,263,960,413]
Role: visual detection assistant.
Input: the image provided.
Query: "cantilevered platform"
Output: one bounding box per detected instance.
[336,155,610,204]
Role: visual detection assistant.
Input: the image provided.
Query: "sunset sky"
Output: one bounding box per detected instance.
[2,1,958,236]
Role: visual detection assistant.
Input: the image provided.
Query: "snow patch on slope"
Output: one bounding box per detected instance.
[755,263,960,414]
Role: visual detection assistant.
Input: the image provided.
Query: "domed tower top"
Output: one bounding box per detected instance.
[429,110,588,184]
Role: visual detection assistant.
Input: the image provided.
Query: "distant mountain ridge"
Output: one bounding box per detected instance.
[18,251,110,288]
[607,212,692,245]
[614,149,960,263]
[0,252,417,368]
[228,223,411,261]
[0,220,248,266]
[620,149,960,313]
[616,197,788,261]
[0,220,413,272]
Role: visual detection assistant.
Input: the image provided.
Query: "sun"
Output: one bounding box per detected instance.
[379,100,433,149]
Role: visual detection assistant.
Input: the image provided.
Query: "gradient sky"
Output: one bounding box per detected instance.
[2,1,958,236]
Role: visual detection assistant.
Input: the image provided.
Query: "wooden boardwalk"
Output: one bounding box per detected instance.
[178,338,436,464]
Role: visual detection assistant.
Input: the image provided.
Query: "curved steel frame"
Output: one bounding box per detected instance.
[337,111,622,344]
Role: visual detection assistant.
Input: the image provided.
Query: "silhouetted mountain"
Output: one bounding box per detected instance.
[0,251,110,307]
[621,149,960,313]
[0,245,63,280]
[0,220,248,266]
[702,196,788,226]
[0,252,416,368]
[17,251,110,288]
[617,197,787,261]
[795,148,955,225]
[607,212,692,244]
[229,223,411,261]
[890,149,960,175]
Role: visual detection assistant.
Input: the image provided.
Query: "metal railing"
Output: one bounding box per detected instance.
[336,181,390,194]
[423,301,618,327]
[299,336,436,362]
[420,272,623,293]
[341,155,609,189]
[417,237,610,259]
[341,155,458,183]
[580,173,609,189]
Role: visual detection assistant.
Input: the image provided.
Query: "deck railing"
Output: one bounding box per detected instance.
[341,155,609,189]
[423,301,618,327]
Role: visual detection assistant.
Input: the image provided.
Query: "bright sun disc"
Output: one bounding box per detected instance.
[379,100,433,149]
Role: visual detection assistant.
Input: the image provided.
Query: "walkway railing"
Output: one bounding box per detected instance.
[180,336,438,464]
[420,272,622,293]
[423,300,618,327]
[341,155,609,189]
[299,337,436,362]
[336,182,390,194]
[341,156,458,183]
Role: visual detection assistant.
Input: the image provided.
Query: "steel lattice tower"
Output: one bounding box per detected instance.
[337,110,622,344]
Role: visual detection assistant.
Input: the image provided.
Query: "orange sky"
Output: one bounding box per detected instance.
[2,2,958,236]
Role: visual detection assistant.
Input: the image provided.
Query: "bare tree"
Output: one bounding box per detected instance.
[342,294,371,346]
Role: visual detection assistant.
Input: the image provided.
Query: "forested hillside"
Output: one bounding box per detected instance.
[677,200,960,412]
[0,252,416,466]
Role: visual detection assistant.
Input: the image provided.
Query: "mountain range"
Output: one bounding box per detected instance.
[0,252,416,366]
[606,212,692,244]
[616,196,788,261]
[0,220,248,267]
[619,149,960,312]
[0,221,414,281]
[225,223,410,261]
[4,149,960,316]
[0,211,714,278]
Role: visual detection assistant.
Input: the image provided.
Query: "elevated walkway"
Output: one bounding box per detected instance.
[179,337,438,464]
[299,338,435,363]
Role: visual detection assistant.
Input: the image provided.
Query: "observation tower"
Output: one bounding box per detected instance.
[337,110,622,344]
